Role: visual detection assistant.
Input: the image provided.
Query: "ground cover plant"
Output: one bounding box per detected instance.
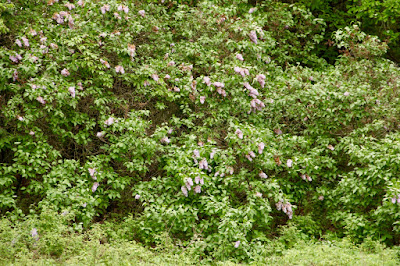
[1,0,400,263]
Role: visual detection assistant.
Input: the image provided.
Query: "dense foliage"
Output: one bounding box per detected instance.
[1,0,400,262]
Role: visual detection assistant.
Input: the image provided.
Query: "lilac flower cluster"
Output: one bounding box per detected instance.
[234,66,249,77]
[276,200,293,219]
[256,74,266,88]
[301,174,312,182]
[181,176,204,197]
[160,136,170,144]
[391,195,400,204]
[9,54,22,63]
[249,30,258,44]
[245,151,256,161]
[100,4,110,14]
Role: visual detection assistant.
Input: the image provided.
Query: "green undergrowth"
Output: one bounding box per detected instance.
[1,209,399,265]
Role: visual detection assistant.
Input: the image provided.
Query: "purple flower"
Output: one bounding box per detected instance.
[65,3,75,10]
[151,74,159,81]
[181,186,188,197]
[185,177,194,189]
[31,228,39,240]
[21,36,29,47]
[249,151,256,158]
[135,194,141,200]
[287,159,293,168]
[249,7,256,14]
[161,136,170,144]
[200,96,206,104]
[235,129,243,139]
[236,54,244,61]
[88,168,96,179]
[256,74,266,88]
[210,149,216,159]
[114,12,122,20]
[167,61,175,66]
[29,29,37,36]
[101,4,110,14]
[258,142,265,154]
[61,68,70,77]
[138,10,145,17]
[203,76,211,86]
[36,96,46,105]
[213,82,224,88]
[96,131,105,138]
[259,171,268,179]
[164,74,171,79]
[234,240,240,248]
[13,70,18,81]
[104,117,114,126]
[245,154,252,161]
[194,185,201,194]
[29,131,35,136]
[10,54,22,63]
[115,65,125,74]
[199,158,208,170]
[193,149,200,158]
[92,182,99,192]
[15,39,22,47]
[77,0,84,7]
[249,30,258,44]
[68,87,76,98]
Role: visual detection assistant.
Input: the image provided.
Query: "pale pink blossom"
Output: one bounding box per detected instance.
[249,7,256,14]
[167,61,175,66]
[319,195,324,201]
[92,182,99,192]
[255,192,262,198]
[40,37,47,43]
[213,82,224,88]
[200,96,206,104]
[344,91,350,96]
[61,68,70,77]
[68,87,76,98]
[88,168,96,179]
[77,0,84,7]
[138,10,145,17]
[100,59,110,68]
[101,4,110,14]
[36,96,46,105]
[210,149,216,159]
[245,154,253,161]
[236,53,244,61]
[118,5,129,13]
[31,228,39,240]
[15,39,22,47]
[256,74,266,88]
[173,86,180,92]
[181,186,188,197]
[203,76,211,86]
[29,131,35,136]
[161,136,170,144]
[164,74,171,79]
[114,12,122,20]
[235,129,243,139]
[228,166,234,175]
[287,159,293,168]
[96,131,105,138]
[199,158,208,170]
[194,185,201,194]
[104,117,115,126]
[21,36,29,47]
[29,29,37,36]
[258,142,265,154]
[151,74,159,81]
[234,241,240,248]
[249,30,258,44]
[234,66,249,77]
[259,171,268,178]
[17,115,24,121]
[64,3,75,10]
[193,149,200,158]
[185,177,194,190]
[50,43,58,49]
[12,70,18,81]
[144,80,150,86]
[249,151,256,158]
[135,194,141,199]
[115,65,125,74]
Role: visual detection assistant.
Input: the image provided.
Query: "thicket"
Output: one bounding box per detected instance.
[1,0,400,262]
